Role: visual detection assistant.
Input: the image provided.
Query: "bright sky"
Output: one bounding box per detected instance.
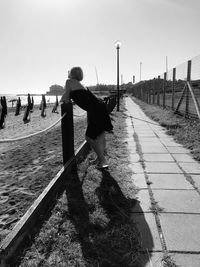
[0,0,200,94]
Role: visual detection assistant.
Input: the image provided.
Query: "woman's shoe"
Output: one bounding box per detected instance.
[96,163,109,169]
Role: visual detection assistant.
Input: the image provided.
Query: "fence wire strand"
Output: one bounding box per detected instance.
[131,54,200,119]
[0,113,67,143]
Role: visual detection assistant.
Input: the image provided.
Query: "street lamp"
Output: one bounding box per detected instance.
[114,40,122,111]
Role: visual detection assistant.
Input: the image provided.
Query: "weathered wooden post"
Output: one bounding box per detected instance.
[157,75,160,105]
[145,82,148,103]
[148,82,151,104]
[153,78,156,104]
[163,72,166,108]
[61,102,74,165]
[185,60,192,117]
[147,82,150,104]
[149,81,151,104]
[172,68,176,110]
[141,83,144,101]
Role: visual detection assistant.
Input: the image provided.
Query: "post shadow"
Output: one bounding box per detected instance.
[64,167,154,266]
[63,165,99,261]
[95,169,154,267]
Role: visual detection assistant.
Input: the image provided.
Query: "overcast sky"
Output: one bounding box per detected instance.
[0,0,200,94]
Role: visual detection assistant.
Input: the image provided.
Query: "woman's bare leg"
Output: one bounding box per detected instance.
[86,133,108,167]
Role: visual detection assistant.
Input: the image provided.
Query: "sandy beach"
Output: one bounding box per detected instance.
[0,105,87,242]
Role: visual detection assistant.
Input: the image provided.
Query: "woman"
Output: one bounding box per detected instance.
[61,67,113,169]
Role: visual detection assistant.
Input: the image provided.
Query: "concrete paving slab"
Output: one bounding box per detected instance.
[191,175,200,190]
[161,140,183,147]
[138,137,159,142]
[143,153,174,162]
[153,190,200,213]
[140,141,164,146]
[131,212,162,250]
[132,189,152,212]
[179,162,200,174]
[145,162,182,173]
[148,174,193,189]
[140,142,163,147]
[132,173,147,188]
[128,153,140,162]
[128,163,144,174]
[159,137,176,142]
[134,126,152,130]
[135,128,154,132]
[156,133,171,138]
[160,214,200,251]
[167,146,190,154]
[135,133,156,137]
[136,252,164,267]
[172,153,196,162]
[170,253,200,267]
[141,145,169,153]
[150,126,166,131]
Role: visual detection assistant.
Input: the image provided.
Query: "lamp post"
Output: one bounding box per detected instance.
[115,40,121,111]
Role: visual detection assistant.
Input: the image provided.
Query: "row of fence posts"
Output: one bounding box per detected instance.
[0,94,60,129]
[132,60,199,118]
[61,94,117,165]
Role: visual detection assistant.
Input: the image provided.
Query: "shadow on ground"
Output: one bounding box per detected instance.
[65,168,154,267]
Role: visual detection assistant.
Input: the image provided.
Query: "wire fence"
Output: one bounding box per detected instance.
[128,54,200,119]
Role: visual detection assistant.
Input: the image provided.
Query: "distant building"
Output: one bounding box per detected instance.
[46,84,64,95]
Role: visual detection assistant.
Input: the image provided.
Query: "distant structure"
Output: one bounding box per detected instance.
[46,84,64,95]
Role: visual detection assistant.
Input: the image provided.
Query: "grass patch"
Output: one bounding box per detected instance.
[132,96,200,161]
[16,100,153,267]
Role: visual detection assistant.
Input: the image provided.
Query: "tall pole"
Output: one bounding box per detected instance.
[117,46,119,111]
[121,74,123,85]
[166,56,168,80]
[95,66,99,85]
[140,62,142,81]
[115,40,121,112]
[117,46,120,111]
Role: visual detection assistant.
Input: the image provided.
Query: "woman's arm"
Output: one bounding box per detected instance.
[60,80,71,103]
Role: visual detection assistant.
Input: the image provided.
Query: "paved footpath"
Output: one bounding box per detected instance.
[124,97,200,267]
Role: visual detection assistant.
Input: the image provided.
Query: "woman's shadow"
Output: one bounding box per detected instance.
[64,167,154,267]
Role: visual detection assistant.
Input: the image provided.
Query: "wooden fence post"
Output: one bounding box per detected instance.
[146,82,149,104]
[144,82,147,102]
[61,102,74,165]
[150,81,152,104]
[172,68,176,110]
[153,78,155,104]
[157,76,160,105]
[142,83,145,101]
[163,72,166,108]
[185,60,192,117]
[148,82,151,104]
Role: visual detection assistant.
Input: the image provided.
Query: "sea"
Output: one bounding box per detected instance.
[0,94,61,108]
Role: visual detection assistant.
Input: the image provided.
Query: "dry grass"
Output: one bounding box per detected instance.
[15,100,148,267]
[132,96,200,162]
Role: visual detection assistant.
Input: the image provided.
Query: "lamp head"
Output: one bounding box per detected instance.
[114,40,122,49]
